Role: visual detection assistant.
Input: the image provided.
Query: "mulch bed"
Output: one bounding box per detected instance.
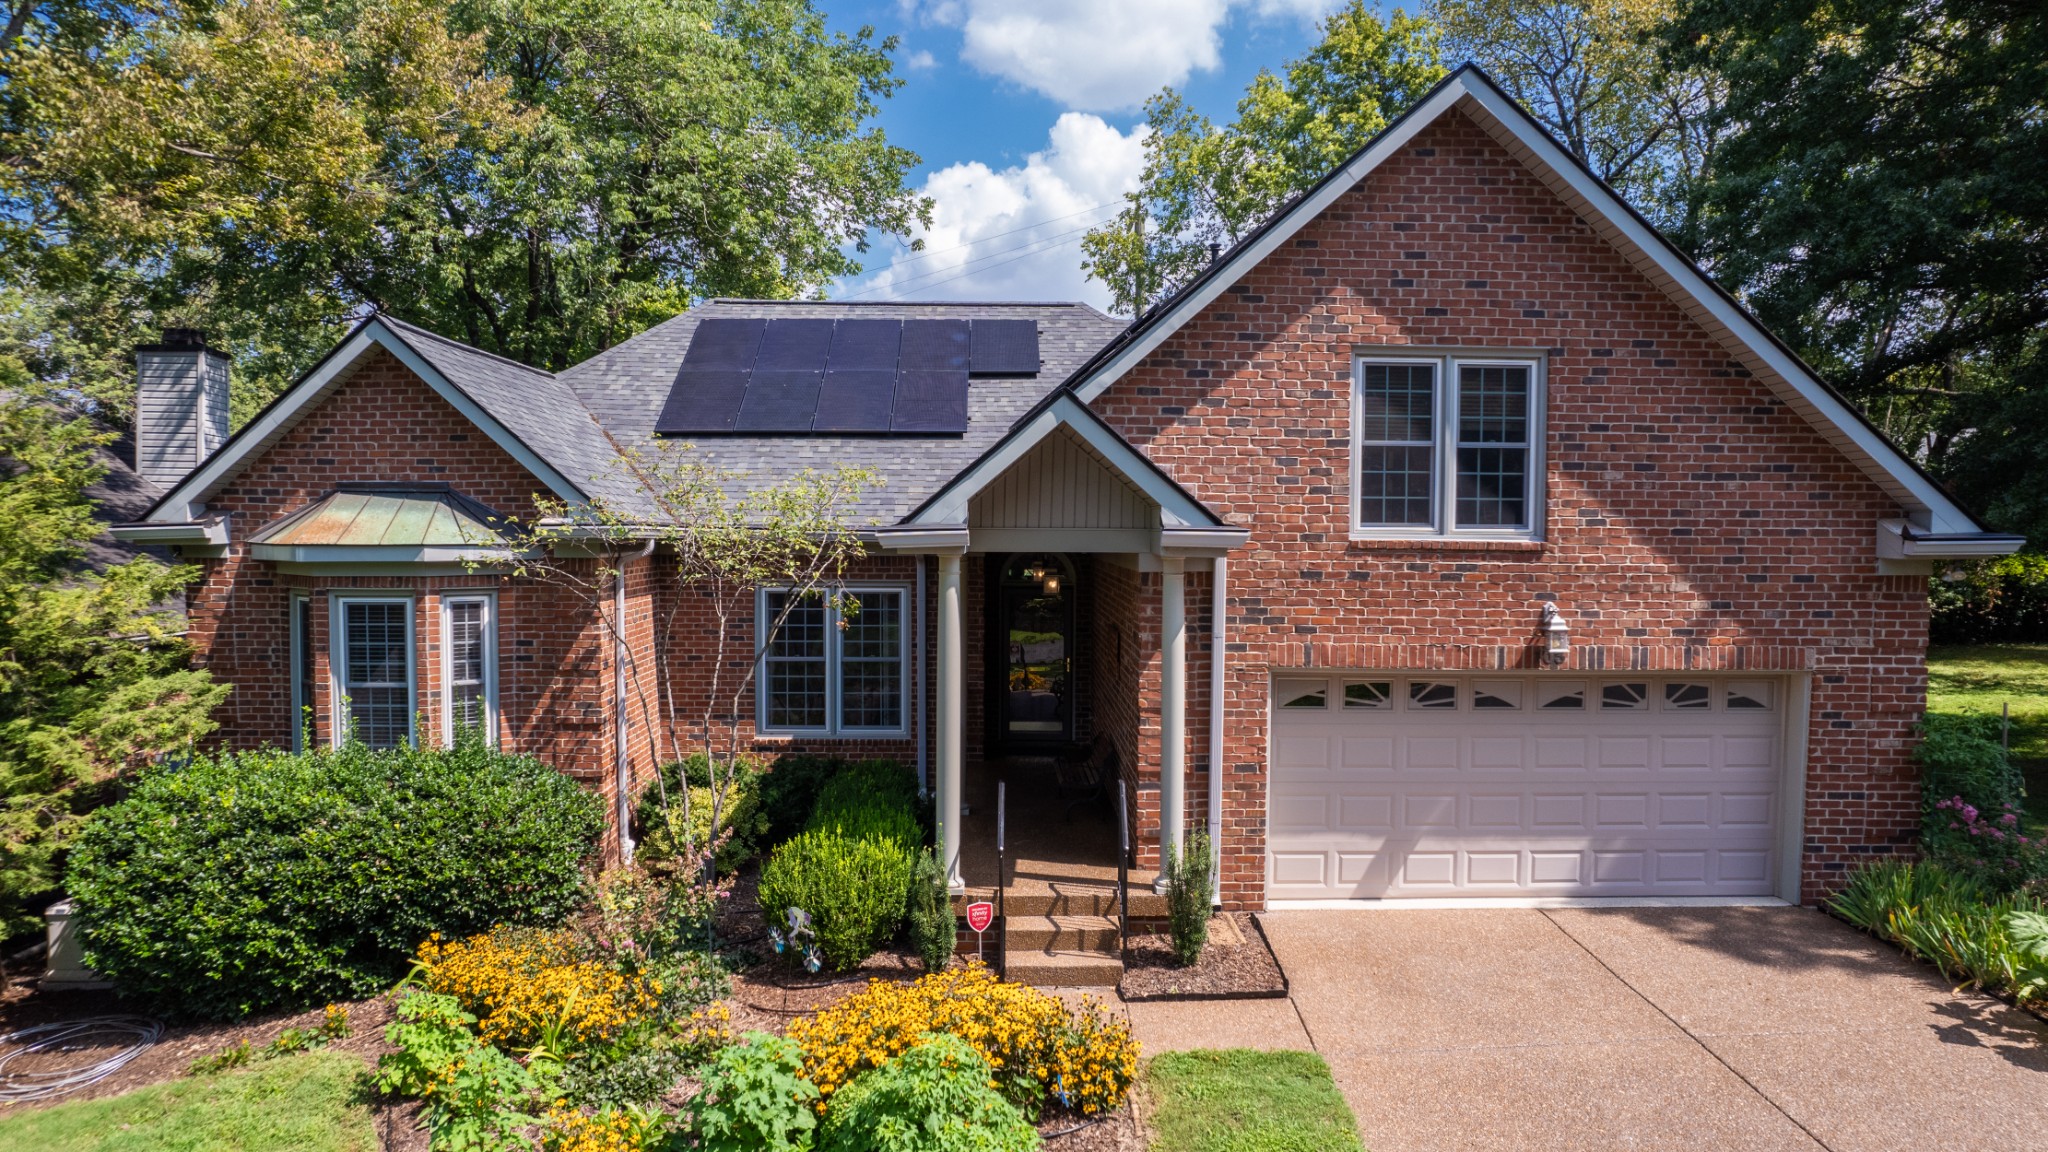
[1119,912,1288,1000]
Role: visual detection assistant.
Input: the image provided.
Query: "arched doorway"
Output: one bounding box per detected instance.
[991,553,1075,750]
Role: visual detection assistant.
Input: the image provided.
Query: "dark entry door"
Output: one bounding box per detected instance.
[995,554,1074,749]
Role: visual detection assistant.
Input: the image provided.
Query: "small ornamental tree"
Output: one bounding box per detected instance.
[478,443,876,865]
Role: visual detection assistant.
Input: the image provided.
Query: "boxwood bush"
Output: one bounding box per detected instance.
[758,829,915,971]
[67,737,604,1019]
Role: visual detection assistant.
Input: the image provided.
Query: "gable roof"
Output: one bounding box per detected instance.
[1060,64,2011,542]
[138,315,633,522]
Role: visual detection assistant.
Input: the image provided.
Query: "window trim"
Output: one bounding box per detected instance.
[441,592,498,746]
[755,584,912,738]
[330,593,417,749]
[289,590,314,752]
[1350,350,1546,540]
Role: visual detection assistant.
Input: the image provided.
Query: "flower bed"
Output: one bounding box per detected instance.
[1830,860,2048,1009]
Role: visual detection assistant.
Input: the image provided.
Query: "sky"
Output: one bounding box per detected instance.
[822,1,1348,314]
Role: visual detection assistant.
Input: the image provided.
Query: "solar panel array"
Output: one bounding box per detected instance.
[654,317,1039,436]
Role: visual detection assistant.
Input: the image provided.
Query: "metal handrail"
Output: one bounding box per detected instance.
[1116,779,1130,962]
[996,779,1007,981]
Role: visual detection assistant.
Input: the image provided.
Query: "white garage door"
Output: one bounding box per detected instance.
[1267,674,1789,899]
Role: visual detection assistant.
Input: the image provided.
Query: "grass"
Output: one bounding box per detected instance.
[1928,644,2048,820]
[0,1050,377,1152]
[1144,1049,1364,1152]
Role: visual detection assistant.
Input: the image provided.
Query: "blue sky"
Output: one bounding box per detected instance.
[822,1,1347,312]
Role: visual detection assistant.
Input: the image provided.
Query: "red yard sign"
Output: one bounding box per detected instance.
[965,901,995,934]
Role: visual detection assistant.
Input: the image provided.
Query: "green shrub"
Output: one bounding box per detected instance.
[376,990,557,1148]
[813,759,921,822]
[561,1029,696,1109]
[755,754,846,848]
[1830,860,2048,1006]
[1165,832,1215,967]
[759,829,916,971]
[683,1032,820,1152]
[906,848,957,973]
[67,738,604,1019]
[636,753,765,870]
[1916,714,2042,889]
[817,1033,1040,1152]
[1930,554,2048,645]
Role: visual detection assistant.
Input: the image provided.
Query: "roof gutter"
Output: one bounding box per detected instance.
[1876,518,2025,567]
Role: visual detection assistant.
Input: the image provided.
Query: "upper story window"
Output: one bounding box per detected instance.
[1352,353,1543,538]
[757,587,907,737]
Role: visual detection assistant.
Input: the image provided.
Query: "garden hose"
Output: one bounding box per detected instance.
[0,1016,164,1102]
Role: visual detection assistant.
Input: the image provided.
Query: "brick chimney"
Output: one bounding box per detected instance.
[134,328,231,487]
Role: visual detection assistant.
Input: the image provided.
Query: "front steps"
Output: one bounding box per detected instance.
[954,883,1164,987]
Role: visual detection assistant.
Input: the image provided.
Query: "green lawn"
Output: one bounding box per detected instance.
[0,1050,377,1152]
[1928,644,2048,819]
[1144,1049,1364,1152]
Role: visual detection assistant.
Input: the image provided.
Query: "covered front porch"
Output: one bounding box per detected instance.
[877,393,1247,917]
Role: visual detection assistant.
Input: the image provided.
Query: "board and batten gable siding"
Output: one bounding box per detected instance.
[968,425,1158,552]
[1089,110,1928,908]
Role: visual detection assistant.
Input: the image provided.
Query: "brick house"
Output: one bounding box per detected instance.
[116,67,2018,929]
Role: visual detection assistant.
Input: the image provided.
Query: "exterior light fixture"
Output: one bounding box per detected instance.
[1540,603,1571,667]
[1042,574,1061,595]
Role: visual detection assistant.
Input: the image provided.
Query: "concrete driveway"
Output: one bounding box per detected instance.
[1126,905,2048,1152]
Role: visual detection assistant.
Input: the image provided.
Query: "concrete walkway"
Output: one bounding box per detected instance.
[1135,906,2048,1152]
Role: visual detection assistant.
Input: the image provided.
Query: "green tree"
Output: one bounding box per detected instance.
[1428,0,1725,237]
[1665,0,2048,541]
[0,390,227,937]
[1081,3,1444,315]
[2,0,928,421]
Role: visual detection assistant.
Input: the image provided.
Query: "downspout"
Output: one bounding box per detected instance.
[1209,555,1227,907]
[916,556,929,798]
[615,539,656,864]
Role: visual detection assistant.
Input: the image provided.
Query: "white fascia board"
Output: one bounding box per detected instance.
[144,322,585,524]
[1875,517,2025,560]
[1071,82,1467,406]
[909,394,1223,530]
[248,544,527,564]
[872,525,971,553]
[1448,83,1983,535]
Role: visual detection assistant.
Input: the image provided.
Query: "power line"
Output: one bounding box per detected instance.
[840,220,1106,301]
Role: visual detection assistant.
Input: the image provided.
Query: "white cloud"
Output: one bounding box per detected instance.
[910,0,1340,111]
[905,48,937,71]
[836,113,1148,310]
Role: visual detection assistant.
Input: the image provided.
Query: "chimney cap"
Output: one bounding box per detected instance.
[136,328,220,355]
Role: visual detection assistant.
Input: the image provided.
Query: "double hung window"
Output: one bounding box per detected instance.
[443,595,496,744]
[758,588,907,736]
[333,597,414,748]
[1353,354,1542,537]
[290,593,316,751]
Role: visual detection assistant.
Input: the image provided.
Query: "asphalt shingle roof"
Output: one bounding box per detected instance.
[558,300,1125,523]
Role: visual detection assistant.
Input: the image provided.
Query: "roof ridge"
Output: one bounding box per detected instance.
[374,313,558,377]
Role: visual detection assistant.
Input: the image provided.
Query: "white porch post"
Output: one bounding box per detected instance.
[936,549,966,892]
[1155,555,1186,892]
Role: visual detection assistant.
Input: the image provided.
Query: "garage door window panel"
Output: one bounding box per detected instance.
[1408,681,1458,710]
[1343,680,1392,709]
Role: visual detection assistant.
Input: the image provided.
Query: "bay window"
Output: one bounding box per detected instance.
[443,594,496,744]
[333,596,414,748]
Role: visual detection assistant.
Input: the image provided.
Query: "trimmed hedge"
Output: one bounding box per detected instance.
[67,738,604,1019]
[759,830,916,971]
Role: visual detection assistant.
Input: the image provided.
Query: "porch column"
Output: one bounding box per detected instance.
[1155,554,1186,892]
[936,549,966,892]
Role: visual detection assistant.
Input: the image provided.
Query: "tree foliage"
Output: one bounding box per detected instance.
[1665,0,2048,541]
[1081,2,1444,315]
[0,390,227,937]
[1,0,928,421]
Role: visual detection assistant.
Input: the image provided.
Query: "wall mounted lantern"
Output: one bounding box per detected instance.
[1540,603,1571,667]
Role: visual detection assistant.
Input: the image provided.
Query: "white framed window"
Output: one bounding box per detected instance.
[1352,352,1544,538]
[442,594,497,745]
[756,587,908,736]
[290,591,316,752]
[332,596,415,749]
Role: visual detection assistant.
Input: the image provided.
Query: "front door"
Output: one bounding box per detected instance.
[993,554,1074,750]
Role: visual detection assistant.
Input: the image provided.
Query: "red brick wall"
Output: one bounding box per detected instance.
[187,348,619,850]
[1091,111,1926,907]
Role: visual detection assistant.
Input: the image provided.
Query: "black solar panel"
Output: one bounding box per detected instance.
[827,319,902,371]
[653,369,750,434]
[814,370,898,433]
[891,370,968,433]
[680,318,765,370]
[754,318,835,372]
[970,319,1039,375]
[900,319,971,371]
[736,371,823,433]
